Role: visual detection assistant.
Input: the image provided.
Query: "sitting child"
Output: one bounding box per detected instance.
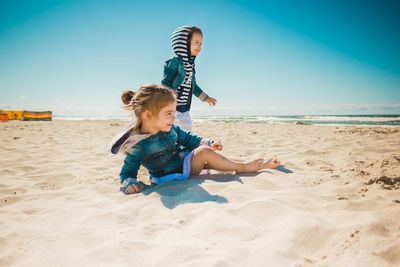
[109,84,280,194]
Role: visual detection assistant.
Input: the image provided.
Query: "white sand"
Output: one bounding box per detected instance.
[1,120,400,266]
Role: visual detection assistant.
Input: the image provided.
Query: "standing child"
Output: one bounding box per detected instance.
[162,25,217,132]
[109,84,280,195]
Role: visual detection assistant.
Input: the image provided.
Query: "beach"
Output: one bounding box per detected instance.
[1,120,399,266]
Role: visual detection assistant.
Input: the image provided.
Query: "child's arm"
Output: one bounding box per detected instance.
[161,57,178,90]
[173,125,215,151]
[193,83,217,106]
[192,83,208,102]
[119,146,145,194]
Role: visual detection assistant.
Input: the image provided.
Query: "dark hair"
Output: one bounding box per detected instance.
[121,90,135,106]
[121,84,176,131]
[188,26,203,43]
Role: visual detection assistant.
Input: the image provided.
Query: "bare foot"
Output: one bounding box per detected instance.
[239,157,280,173]
[239,158,264,172]
[264,156,280,169]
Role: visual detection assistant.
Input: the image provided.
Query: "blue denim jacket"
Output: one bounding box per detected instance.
[161,56,208,112]
[119,125,207,184]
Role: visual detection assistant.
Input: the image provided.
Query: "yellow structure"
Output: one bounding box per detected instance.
[0,110,53,121]
[23,111,52,121]
[0,110,24,120]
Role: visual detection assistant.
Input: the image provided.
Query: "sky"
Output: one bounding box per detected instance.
[0,0,399,117]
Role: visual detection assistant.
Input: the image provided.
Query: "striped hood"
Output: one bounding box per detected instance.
[171,25,195,65]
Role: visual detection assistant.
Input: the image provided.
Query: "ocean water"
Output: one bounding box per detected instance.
[54,114,400,126]
[192,115,400,126]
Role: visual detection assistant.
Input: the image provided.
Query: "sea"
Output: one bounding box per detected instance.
[53,114,400,126]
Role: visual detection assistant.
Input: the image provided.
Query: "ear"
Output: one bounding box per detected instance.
[143,110,153,120]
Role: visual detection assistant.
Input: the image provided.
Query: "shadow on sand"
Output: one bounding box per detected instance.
[140,165,293,209]
[275,165,293,174]
[141,175,241,209]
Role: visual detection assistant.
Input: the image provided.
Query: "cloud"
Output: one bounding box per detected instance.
[20,96,27,101]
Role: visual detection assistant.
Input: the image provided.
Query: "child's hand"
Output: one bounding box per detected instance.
[125,183,145,194]
[206,97,217,106]
[211,142,223,151]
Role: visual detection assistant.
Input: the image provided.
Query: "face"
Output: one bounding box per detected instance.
[152,102,176,132]
[190,32,203,56]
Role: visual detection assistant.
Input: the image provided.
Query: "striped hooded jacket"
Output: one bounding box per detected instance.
[162,26,209,112]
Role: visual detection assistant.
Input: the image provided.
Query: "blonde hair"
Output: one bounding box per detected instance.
[121,84,176,131]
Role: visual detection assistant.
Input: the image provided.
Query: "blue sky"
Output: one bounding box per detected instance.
[0,0,399,116]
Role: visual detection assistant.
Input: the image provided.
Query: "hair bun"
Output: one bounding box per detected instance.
[121,90,135,105]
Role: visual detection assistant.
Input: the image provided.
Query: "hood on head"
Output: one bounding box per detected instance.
[171,25,195,63]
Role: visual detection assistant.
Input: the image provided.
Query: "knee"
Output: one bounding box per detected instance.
[195,145,214,157]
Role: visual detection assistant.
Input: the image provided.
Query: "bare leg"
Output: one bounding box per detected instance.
[208,158,243,174]
[190,146,280,175]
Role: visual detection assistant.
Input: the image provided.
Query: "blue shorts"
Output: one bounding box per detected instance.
[149,150,194,184]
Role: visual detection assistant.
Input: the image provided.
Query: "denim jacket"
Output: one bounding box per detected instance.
[162,56,208,112]
[112,124,213,185]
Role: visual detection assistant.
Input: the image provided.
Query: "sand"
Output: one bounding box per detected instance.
[1,120,399,266]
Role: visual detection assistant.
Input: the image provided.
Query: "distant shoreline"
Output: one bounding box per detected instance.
[51,114,400,126]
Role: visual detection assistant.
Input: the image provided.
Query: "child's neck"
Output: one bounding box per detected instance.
[139,121,160,135]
